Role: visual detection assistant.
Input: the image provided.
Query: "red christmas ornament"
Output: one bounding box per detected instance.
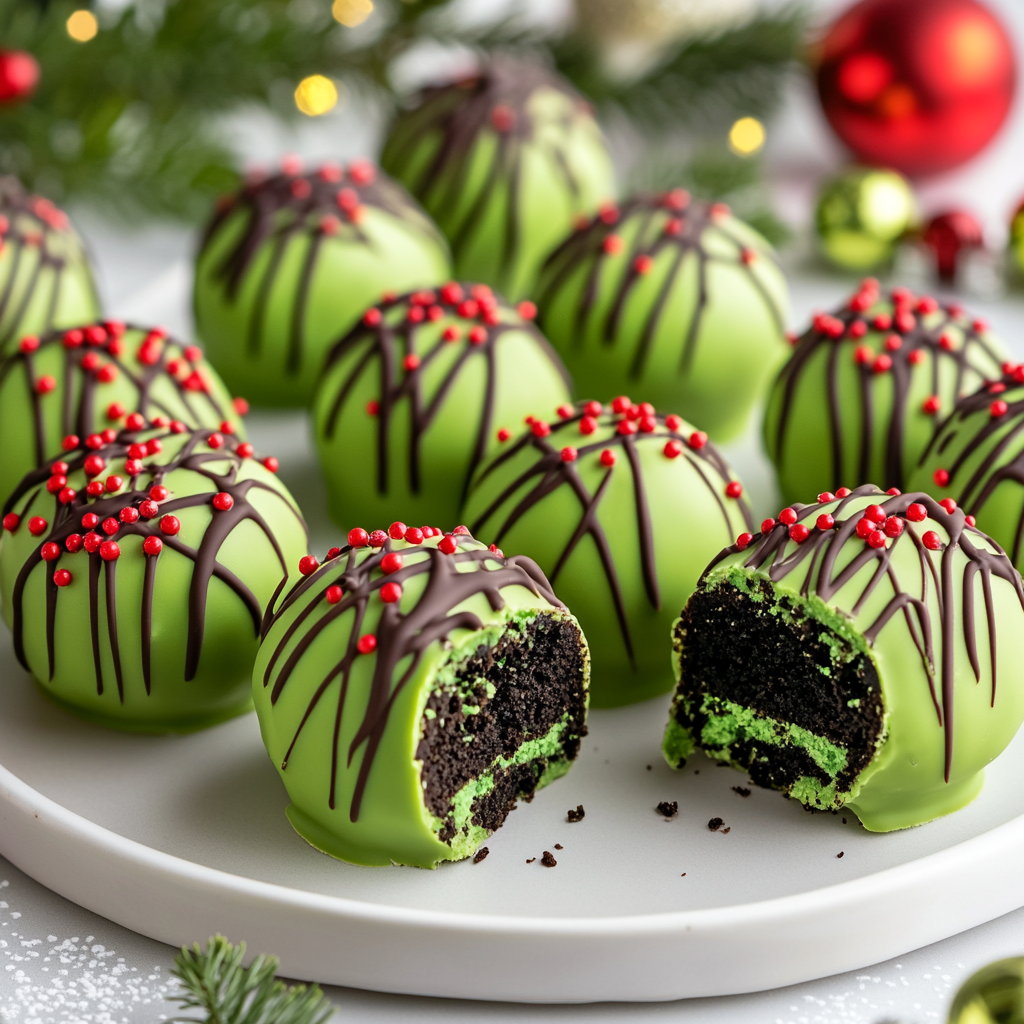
[815,0,1016,176]
[0,50,39,104]
[922,210,984,280]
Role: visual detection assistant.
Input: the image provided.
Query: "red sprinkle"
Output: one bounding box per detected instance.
[864,505,886,524]
[778,508,797,526]
[380,581,402,604]
[41,542,60,562]
[389,522,406,540]
[139,500,159,519]
[102,518,119,536]
[262,457,279,474]
[28,517,47,537]
[761,518,776,533]
[883,516,904,538]
[856,518,875,539]
[143,536,163,556]
[160,515,181,536]
[326,585,343,605]
[35,375,56,395]
[381,552,404,573]
[725,481,743,499]
[991,399,1009,418]
[966,515,976,527]
[517,300,537,320]
[83,532,102,554]
[81,513,99,529]
[18,335,39,353]
[922,395,941,415]
[149,485,169,501]
[634,254,654,274]
[65,534,83,552]
[405,527,424,545]
[348,528,369,547]
[58,488,76,505]
[735,532,754,550]
[600,450,616,467]
[872,354,893,374]
[906,503,928,522]
[119,507,140,524]
[817,514,835,530]
[86,481,104,497]
[579,416,597,435]
[438,535,458,555]
[368,530,388,547]
[100,541,120,561]
[106,475,123,493]
[237,443,255,459]
[561,446,578,462]
[867,531,887,549]
[887,488,901,496]
[789,524,810,543]
[923,531,943,550]
[532,420,551,438]
[689,431,707,450]
[212,492,234,511]
[327,548,342,559]
[357,634,377,655]
[933,468,950,487]
[299,555,319,576]
[617,420,637,436]
[53,569,72,587]
[817,492,835,503]
[664,440,683,459]
[404,353,421,372]
[62,435,79,451]
[939,498,957,513]
[497,428,511,442]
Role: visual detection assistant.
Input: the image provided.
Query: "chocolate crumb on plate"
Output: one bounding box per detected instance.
[526,857,536,863]
[680,872,686,876]
[656,801,679,818]
[473,847,490,863]
[541,851,557,867]
[708,816,724,831]
[837,851,845,858]
[646,764,652,770]
[554,843,563,850]
[567,804,585,822]
[732,786,750,797]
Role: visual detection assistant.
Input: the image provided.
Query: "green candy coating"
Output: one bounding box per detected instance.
[536,193,789,441]
[0,426,308,732]
[253,532,589,868]
[908,367,1024,571]
[0,321,242,509]
[464,399,752,707]
[764,282,1006,504]
[664,486,1024,832]
[381,56,615,302]
[0,177,100,353]
[312,282,571,532]
[193,160,450,408]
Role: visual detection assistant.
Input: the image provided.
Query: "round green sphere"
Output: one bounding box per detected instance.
[536,192,790,441]
[312,281,572,532]
[0,425,308,732]
[193,159,450,408]
[464,397,752,707]
[0,177,100,353]
[764,281,1006,504]
[381,56,616,302]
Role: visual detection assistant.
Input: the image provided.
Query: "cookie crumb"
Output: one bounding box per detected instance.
[842,818,847,824]
[680,872,686,876]
[554,843,563,850]
[708,816,724,831]
[473,847,489,864]
[646,764,652,770]
[721,827,731,834]
[656,801,678,818]
[694,769,700,774]
[732,786,751,798]
[837,851,844,859]
[541,851,557,867]
[526,857,536,863]
[567,804,585,823]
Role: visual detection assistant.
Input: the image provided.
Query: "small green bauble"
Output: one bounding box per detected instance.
[815,166,917,270]
[0,177,100,353]
[0,425,308,733]
[764,280,1006,504]
[464,397,752,707]
[254,529,589,868]
[193,158,450,408]
[380,56,616,302]
[312,281,571,532]
[536,191,790,440]
[0,320,244,509]
[909,366,1024,572]
[664,486,1024,832]
[948,958,1024,1024]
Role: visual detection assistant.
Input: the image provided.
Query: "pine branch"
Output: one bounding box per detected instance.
[169,936,333,1024]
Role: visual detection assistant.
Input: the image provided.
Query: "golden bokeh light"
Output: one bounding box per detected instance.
[728,116,766,157]
[332,0,374,28]
[295,75,339,117]
[66,10,99,42]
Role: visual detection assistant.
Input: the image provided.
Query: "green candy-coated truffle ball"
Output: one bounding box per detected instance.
[664,486,1024,832]
[0,321,244,509]
[0,426,308,732]
[381,56,615,302]
[254,531,589,868]
[536,192,790,441]
[312,282,571,532]
[908,366,1024,571]
[464,398,752,707]
[764,281,1006,504]
[0,177,100,352]
[193,159,451,408]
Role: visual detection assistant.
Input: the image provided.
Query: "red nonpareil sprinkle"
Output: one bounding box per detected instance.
[817,492,835,503]
[972,318,988,333]
[206,432,224,450]
[28,516,47,536]
[128,443,146,460]
[848,320,868,339]
[81,513,99,529]
[233,396,250,416]
[817,513,835,530]
[939,497,957,513]
[101,428,117,443]
[19,334,39,353]
[872,354,892,374]
[966,515,976,526]
[381,552,404,574]
[600,450,616,467]
[326,547,342,559]
[46,475,66,494]
[990,383,1007,394]
[443,325,461,342]
[402,353,420,373]
[85,325,107,346]
[740,247,756,265]
[883,516,904,538]
[497,428,511,442]
[170,420,187,434]
[836,487,851,498]
[922,395,941,415]
[906,503,928,522]
[856,518,875,539]
[469,326,488,345]
[65,534,83,552]
[41,542,60,562]
[389,522,406,540]
[212,492,234,511]
[363,308,382,327]
[405,527,424,545]
[438,535,458,555]
[299,555,319,576]
[457,300,480,319]
[864,505,886,524]
[894,311,915,334]
[100,541,120,561]
[160,515,180,535]
[237,442,254,458]
[688,431,707,450]
[725,481,743,499]
[557,404,575,419]
[62,435,79,451]
[439,282,463,305]
[102,518,119,536]
[124,460,143,476]
[939,333,955,351]
[85,433,103,450]
[86,481,104,497]
[617,419,637,436]
[583,400,603,417]
[736,532,754,550]
[96,364,117,384]
[532,420,551,437]
[664,440,683,459]
[139,500,159,519]
[923,531,943,550]
[105,475,123,493]
[407,307,425,324]
[380,581,402,604]
[83,532,102,554]
[711,202,730,219]
[143,536,163,556]
[634,254,654,274]
[348,527,368,547]
[934,468,950,487]
[348,159,375,185]
[453,525,470,535]
[63,329,84,349]
[357,634,377,655]
[35,375,56,395]
[518,300,537,319]
[561,446,578,462]
[262,456,279,473]
[58,488,76,505]
[53,569,72,587]
[867,531,887,549]
[789,524,810,543]
[52,461,69,477]
[579,416,597,435]
[220,420,235,435]
[119,507,140,524]
[149,485,169,501]
[489,543,504,557]
[887,488,901,496]
[991,400,1009,418]
[611,395,631,414]
[884,334,902,352]
[326,584,343,605]
[665,414,683,431]
[917,296,938,314]
[854,346,873,366]
[598,203,619,224]
[778,508,797,526]
[124,413,146,431]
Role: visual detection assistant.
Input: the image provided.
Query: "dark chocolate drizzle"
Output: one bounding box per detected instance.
[470,402,753,665]
[321,283,570,506]
[260,535,563,822]
[197,161,444,376]
[0,177,99,352]
[5,427,307,698]
[768,283,1003,492]
[708,484,1024,780]
[535,193,786,380]
[381,56,598,292]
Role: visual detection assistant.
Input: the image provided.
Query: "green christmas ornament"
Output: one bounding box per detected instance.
[0,425,308,733]
[193,157,451,408]
[764,280,1006,504]
[815,167,917,270]
[380,56,616,302]
[312,281,571,532]
[464,397,752,707]
[664,485,1024,832]
[1010,197,1024,277]
[536,191,790,440]
[948,958,1024,1024]
[254,528,589,868]
[0,320,244,510]
[0,177,100,353]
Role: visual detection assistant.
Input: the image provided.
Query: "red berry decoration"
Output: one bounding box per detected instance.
[381,552,404,574]
[725,481,743,499]
[923,530,943,550]
[262,456,279,473]
[405,527,424,545]
[778,508,798,526]
[119,507,139,524]
[907,502,928,522]
[106,475,123,493]
[28,516,47,536]
[438,535,458,555]
[348,527,369,547]
[149,485,169,502]
[81,513,99,529]
[561,447,577,462]
[298,555,319,576]
[789,524,810,544]
[923,210,984,281]
[160,515,181,535]
[53,569,72,588]
[86,481,104,497]
[663,440,683,459]
[99,541,120,562]
[922,395,941,415]
[83,454,105,478]
[102,518,119,536]
[531,420,551,438]
[40,542,60,562]
[388,522,406,540]
[65,534,82,552]
[83,532,102,553]
[688,431,707,450]
[0,50,39,105]
[856,517,875,539]
[59,488,76,505]
[815,0,1016,176]
[864,504,886,524]
[817,513,835,530]
[579,416,597,435]
[867,530,887,549]
[934,468,950,487]
[940,497,957,513]
[368,530,388,547]
[761,518,776,533]
[818,492,835,503]
[836,487,852,498]
[599,450,616,467]
[735,532,753,550]
[2,512,19,533]
[237,442,254,459]
[991,399,1009,418]
[380,581,403,604]
[143,536,163,556]
[357,634,377,655]
[884,515,905,537]
[326,584,343,605]
[327,547,342,559]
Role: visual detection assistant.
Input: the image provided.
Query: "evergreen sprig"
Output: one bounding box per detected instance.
[169,935,333,1024]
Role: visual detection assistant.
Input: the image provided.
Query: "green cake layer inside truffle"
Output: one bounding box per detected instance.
[194,158,450,407]
[254,529,589,868]
[381,55,615,301]
[0,177,100,353]
[664,485,1024,832]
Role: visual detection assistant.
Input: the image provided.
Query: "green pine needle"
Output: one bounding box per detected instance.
[169,935,333,1024]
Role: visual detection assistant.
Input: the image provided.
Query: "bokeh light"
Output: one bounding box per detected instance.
[332,0,374,28]
[728,116,766,156]
[295,75,339,117]
[66,10,98,42]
